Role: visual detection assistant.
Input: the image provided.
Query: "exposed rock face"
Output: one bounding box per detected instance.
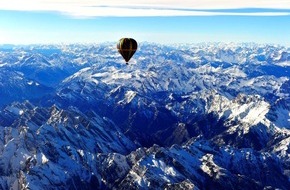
[0,43,289,189]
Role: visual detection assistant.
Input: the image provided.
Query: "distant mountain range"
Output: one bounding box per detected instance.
[0,43,289,189]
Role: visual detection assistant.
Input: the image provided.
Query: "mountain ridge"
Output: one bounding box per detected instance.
[0,42,289,189]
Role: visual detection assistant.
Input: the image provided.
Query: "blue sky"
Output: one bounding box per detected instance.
[0,0,290,45]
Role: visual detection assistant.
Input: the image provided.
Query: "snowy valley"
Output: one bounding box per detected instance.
[0,42,289,189]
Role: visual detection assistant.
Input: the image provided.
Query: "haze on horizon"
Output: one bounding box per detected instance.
[0,0,289,46]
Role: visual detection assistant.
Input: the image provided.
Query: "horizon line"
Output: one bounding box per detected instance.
[0,41,289,47]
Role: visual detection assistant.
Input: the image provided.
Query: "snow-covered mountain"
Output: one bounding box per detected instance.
[0,43,289,189]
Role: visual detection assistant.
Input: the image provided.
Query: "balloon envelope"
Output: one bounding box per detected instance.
[117,38,138,64]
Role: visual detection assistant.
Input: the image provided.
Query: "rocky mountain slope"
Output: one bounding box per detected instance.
[0,43,289,189]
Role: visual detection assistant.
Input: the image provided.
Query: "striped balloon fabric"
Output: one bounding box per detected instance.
[117,38,138,64]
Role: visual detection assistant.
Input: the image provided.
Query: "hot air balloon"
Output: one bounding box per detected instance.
[117,38,138,64]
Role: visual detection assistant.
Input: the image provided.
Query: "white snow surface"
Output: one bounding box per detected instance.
[0,42,289,189]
